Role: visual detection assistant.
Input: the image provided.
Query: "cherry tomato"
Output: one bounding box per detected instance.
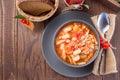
[20,19,30,26]
[26,21,30,25]
[71,46,75,50]
[100,41,110,49]
[76,33,81,39]
[20,19,27,24]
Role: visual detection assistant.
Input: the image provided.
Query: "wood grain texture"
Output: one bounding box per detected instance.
[99,0,120,12]
[17,22,45,80]
[0,0,120,80]
[0,0,3,79]
[0,0,17,80]
[115,14,120,80]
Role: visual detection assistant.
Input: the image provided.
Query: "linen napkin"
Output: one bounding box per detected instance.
[91,14,118,75]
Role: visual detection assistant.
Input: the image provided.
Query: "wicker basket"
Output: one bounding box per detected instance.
[16,0,59,22]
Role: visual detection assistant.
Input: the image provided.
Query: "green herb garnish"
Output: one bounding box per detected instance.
[14,14,25,19]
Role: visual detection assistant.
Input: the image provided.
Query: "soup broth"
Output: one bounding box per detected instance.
[55,22,98,65]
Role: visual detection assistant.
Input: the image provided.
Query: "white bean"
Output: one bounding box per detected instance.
[61,34,70,39]
[77,62,86,65]
[60,43,65,50]
[66,39,70,43]
[73,49,81,55]
[72,55,80,62]
[90,44,94,49]
[61,44,66,60]
[56,40,65,45]
[63,27,72,32]
[72,37,77,41]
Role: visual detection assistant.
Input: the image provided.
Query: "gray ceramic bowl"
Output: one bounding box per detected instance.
[42,11,100,77]
[53,20,100,68]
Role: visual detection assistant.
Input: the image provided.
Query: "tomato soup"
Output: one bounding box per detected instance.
[55,22,98,65]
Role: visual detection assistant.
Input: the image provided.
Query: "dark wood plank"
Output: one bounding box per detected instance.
[99,0,120,12]
[86,0,114,15]
[1,0,18,80]
[115,13,120,80]
[0,0,3,79]
[17,22,45,80]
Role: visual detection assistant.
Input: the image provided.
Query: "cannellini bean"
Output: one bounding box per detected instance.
[81,42,85,46]
[81,47,90,54]
[60,43,65,50]
[81,40,86,46]
[90,44,94,49]
[61,34,70,39]
[63,27,72,32]
[92,39,95,42]
[94,39,98,45]
[89,34,93,38]
[72,37,77,41]
[61,47,66,60]
[85,30,89,36]
[86,40,90,44]
[66,39,70,43]
[82,24,86,29]
[81,36,85,40]
[73,49,81,55]
[61,51,66,60]
[72,55,80,62]
[77,62,86,65]
[56,40,65,45]
[74,23,78,27]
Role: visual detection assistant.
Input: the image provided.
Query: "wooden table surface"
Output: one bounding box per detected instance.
[0,0,120,80]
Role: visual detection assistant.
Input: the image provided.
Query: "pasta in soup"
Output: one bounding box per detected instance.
[55,22,98,65]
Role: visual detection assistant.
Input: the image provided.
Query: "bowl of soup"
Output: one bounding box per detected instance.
[54,21,100,67]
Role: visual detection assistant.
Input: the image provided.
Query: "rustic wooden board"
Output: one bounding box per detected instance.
[0,0,120,80]
[17,22,45,80]
[0,0,3,79]
[99,0,120,12]
[0,0,18,80]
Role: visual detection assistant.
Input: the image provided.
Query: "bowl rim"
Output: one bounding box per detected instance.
[53,20,100,68]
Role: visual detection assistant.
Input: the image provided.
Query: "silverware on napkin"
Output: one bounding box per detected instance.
[91,13,117,75]
[97,12,110,74]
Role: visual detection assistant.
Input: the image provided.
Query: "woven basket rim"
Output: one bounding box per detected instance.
[16,0,59,22]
